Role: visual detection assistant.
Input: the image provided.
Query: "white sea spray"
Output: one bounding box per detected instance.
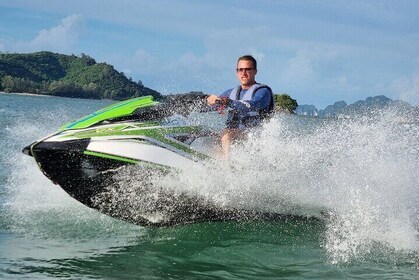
[162,109,419,263]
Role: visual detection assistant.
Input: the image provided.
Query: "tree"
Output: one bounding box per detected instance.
[274,94,298,113]
[80,53,96,66]
[1,75,15,92]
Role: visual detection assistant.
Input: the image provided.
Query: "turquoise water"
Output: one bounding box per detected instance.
[1,93,418,279]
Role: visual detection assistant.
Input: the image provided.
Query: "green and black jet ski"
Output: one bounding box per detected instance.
[23,93,314,226]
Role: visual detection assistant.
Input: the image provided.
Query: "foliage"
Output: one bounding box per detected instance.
[274,93,298,113]
[0,51,162,100]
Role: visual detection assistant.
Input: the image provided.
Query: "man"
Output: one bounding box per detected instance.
[207,55,274,156]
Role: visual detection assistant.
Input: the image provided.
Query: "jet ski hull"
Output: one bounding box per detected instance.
[25,139,128,208]
[23,95,319,226]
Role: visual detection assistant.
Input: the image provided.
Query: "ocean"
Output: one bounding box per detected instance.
[0,92,418,279]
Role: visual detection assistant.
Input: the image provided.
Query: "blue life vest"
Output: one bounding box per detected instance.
[225,83,274,128]
[228,83,274,116]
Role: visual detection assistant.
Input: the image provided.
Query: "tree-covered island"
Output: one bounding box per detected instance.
[0,51,161,100]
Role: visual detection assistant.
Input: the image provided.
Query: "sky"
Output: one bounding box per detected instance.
[0,0,418,109]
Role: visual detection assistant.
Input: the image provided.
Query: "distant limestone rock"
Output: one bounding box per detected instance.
[340,95,412,116]
[295,104,319,116]
[296,95,418,119]
[318,101,347,117]
[295,95,419,122]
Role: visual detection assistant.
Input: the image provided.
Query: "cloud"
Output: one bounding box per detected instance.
[133,49,156,74]
[278,44,343,84]
[203,27,270,62]
[27,14,84,52]
[281,50,317,84]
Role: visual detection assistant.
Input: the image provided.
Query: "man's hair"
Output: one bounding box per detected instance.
[237,55,257,70]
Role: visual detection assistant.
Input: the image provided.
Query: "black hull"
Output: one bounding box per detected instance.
[27,141,318,227]
[29,139,126,208]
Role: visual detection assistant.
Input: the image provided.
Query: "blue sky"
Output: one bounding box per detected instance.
[0,0,418,108]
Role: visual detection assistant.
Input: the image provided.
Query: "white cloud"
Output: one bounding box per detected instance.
[203,27,270,60]
[279,43,342,85]
[27,14,84,52]
[133,49,156,73]
[177,53,204,69]
[281,50,317,84]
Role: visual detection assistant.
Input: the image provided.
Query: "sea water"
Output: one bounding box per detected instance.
[0,92,418,279]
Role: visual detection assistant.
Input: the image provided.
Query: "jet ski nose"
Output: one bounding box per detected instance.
[22,143,34,157]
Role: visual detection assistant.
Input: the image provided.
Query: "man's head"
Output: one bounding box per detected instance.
[236,55,257,89]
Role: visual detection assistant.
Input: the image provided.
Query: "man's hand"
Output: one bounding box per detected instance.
[207,95,221,105]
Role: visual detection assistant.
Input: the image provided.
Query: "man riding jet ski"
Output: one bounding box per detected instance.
[21,56,293,227]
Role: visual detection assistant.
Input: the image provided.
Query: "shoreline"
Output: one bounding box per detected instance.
[1,91,53,98]
[0,91,114,102]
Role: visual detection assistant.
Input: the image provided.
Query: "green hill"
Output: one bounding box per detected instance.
[0,51,162,100]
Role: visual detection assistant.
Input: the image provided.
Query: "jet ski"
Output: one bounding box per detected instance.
[23,94,316,226]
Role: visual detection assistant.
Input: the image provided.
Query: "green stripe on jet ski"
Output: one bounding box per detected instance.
[84,151,139,164]
[61,96,158,131]
[84,150,171,170]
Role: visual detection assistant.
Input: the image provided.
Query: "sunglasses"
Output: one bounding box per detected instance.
[236,68,254,73]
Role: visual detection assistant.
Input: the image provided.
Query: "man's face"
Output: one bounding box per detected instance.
[236,59,257,88]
